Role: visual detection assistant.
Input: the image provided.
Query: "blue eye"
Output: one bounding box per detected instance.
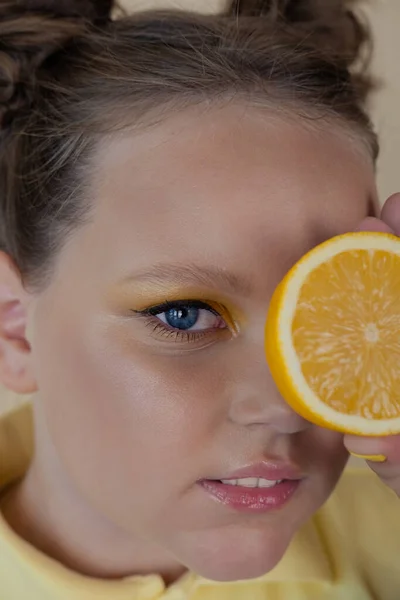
[141,300,226,333]
[162,306,200,330]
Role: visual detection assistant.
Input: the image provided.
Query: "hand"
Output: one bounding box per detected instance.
[344,193,400,497]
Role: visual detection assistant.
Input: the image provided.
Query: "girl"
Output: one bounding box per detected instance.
[0,0,399,598]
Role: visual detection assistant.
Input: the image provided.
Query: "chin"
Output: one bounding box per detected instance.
[193,552,285,583]
[176,523,293,582]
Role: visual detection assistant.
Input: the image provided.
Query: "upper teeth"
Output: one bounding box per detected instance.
[220,477,282,488]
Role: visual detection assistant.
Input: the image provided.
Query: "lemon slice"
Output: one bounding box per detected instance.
[265,232,400,435]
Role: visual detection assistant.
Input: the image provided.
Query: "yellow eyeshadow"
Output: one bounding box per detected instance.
[109,283,245,332]
[205,300,238,333]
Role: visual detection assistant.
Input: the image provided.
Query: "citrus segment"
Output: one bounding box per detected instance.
[265,232,400,435]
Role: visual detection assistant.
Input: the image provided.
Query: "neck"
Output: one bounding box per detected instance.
[1,403,186,586]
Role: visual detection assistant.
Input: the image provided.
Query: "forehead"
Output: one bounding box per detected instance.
[72,105,376,291]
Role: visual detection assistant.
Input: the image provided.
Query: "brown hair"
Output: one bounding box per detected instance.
[0,0,377,289]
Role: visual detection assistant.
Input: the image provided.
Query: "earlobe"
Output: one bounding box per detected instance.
[0,252,37,394]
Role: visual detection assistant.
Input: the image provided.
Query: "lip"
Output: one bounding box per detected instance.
[198,461,303,514]
[213,460,304,482]
[199,479,300,513]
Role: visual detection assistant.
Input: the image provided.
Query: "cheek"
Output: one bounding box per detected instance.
[311,427,347,461]
[32,311,228,521]
[303,427,348,496]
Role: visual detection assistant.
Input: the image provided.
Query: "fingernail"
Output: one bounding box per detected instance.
[349,452,387,463]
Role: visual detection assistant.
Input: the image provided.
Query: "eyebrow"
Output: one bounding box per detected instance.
[122,263,252,297]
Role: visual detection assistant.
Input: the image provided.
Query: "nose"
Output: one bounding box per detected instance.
[226,343,310,435]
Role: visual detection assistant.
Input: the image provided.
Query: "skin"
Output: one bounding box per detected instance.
[0,104,390,584]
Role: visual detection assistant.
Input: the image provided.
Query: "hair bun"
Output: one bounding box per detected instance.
[0,1,113,133]
[230,0,369,67]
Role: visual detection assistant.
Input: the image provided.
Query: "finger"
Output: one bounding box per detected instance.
[361,460,400,497]
[381,193,400,235]
[344,433,400,464]
[344,434,400,495]
[353,216,395,234]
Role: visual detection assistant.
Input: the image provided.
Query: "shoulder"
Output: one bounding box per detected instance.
[319,466,399,537]
[0,403,33,489]
[314,466,400,592]
[328,465,398,515]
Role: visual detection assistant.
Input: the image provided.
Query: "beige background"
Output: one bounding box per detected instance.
[0,0,399,415]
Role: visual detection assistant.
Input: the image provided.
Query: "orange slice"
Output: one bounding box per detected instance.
[265,232,400,436]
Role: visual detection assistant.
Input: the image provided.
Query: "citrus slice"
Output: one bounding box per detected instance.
[265,232,400,436]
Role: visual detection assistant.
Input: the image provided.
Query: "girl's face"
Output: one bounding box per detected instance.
[28,105,376,581]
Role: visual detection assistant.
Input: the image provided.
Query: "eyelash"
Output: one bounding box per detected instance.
[133,299,229,343]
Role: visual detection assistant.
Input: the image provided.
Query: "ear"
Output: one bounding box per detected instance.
[0,252,37,394]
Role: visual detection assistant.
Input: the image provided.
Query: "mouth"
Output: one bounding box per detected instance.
[198,462,303,513]
[215,477,285,488]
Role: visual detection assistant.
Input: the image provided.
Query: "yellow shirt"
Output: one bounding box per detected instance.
[1,405,400,600]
